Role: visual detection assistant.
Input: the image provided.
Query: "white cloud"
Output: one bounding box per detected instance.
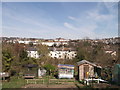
[64,2,117,39]
[64,22,76,30]
[87,10,114,22]
[68,16,76,20]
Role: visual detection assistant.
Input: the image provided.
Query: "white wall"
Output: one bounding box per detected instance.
[49,51,77,59]
[27,51,39,58]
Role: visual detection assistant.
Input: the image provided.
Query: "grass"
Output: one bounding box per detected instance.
[2,76,81,88]
[2,76,26,88]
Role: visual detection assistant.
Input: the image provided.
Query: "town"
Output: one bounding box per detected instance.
[1,36,120,88]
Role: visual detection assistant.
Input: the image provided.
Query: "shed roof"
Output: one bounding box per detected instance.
[77,60,102,68]
[58,64,74,69]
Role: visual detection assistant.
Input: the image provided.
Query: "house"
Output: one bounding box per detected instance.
[77,60,102,81]
[27,48,39,59]
[105,50,117,56]
[41,41,68,46]
[41,41,55,46]
[112,64,120,85]
[48,47,77,59]
[18,40,31,44]
[54,38,69,42]
[58,64,74,79]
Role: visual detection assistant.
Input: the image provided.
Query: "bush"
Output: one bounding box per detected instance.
[43,64,56,75]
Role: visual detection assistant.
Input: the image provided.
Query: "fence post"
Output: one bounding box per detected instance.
[42,79,44,84]
[27,80,28,84]
[57,79,59,84]
[35,79,36,84]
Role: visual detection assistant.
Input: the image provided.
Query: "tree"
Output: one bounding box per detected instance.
[29,42,33,47]
[76,46,91,62]
[19,49,28,62]
[36,44,51,66]
[37,44,49,55]
[2,50,14,72]
[43,64,56,75]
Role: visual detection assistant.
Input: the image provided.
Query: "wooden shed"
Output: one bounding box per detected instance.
[77,60,102,81]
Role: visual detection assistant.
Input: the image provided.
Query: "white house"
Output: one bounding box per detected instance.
[41,41,55,46]
[41,41,68,47]
[18,40,31,44]
[48,47,77,59]
[27,48,39,59]
[105,50,116,56]
[54,38,70,42]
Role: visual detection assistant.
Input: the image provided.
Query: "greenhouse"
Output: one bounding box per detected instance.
[112,64,120,85]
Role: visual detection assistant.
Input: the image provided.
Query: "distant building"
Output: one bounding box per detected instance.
[77,60,102,81]
[54,38,69,42]
[58,64,74,79]
[48,47,77,59]
[18,40,31,44]
[27,48,39,58]
[41,41,68,46]
[41,41,55,46]
[105,51,116,56]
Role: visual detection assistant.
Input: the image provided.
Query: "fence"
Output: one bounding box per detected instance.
[25,78,76,85]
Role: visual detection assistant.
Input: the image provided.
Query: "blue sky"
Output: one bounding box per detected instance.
[2,2,118,39]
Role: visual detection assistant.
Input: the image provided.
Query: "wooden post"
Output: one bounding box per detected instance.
[35,80,36,84]
[43,79,44,84]
[27,80,28,84]
[57,79,59,84]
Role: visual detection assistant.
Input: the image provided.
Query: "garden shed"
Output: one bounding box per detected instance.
[77,60,102,81]
[58,64,74,79]
[112,64,120,85]
[0,72,10,80]
[22,64,38,79]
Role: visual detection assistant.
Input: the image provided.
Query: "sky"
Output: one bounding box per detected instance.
[2,2,118,39]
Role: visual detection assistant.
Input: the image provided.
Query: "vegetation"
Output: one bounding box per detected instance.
[43,64,56,76]
[2,76,26,88]
[2,39,118,87]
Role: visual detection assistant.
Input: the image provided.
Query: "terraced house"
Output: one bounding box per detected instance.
[48,47,77,59]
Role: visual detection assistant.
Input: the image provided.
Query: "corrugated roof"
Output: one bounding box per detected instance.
[58,64,74,67]
[77,60,102,68]
[77,60,96,66]
[58,64,74,69]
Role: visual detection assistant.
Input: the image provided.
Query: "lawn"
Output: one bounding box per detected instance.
[2,76,83,88]
[2,76,26,88]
